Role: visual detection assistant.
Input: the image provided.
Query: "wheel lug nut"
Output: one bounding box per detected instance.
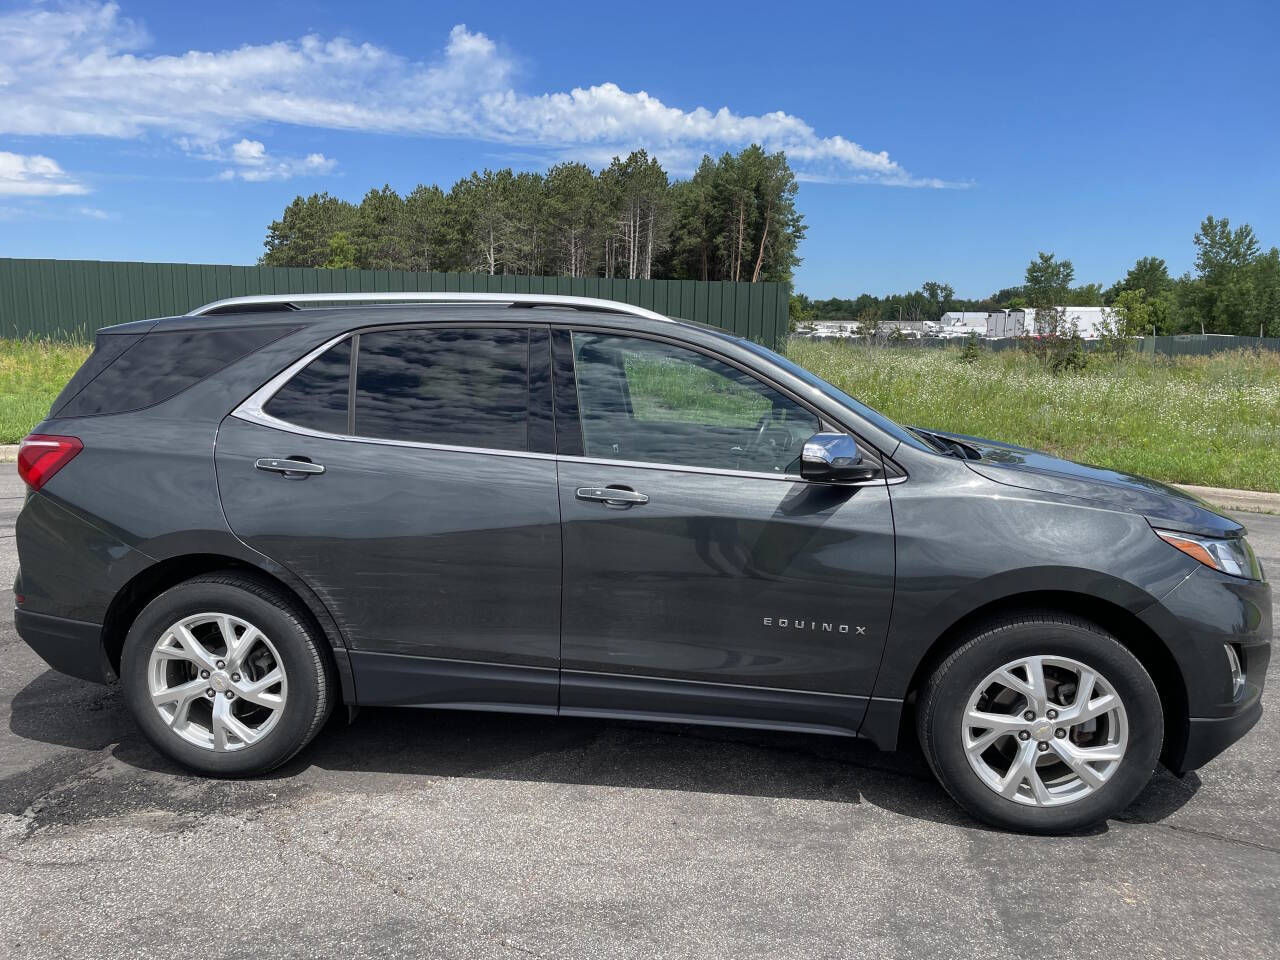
[216,660,225,669]
[1037,742,1049,752]
[1018,731,1031,741]
[206,689,215,698]
[1023,711,1035,721]
[224,691,235,699]
[231,673,240,682]
[1046,709,1058,720]
[1055,728,1067,739]
[200,670,210,679]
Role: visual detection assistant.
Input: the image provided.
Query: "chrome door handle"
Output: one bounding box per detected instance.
[575,486,649,506]
[255,457,325,477]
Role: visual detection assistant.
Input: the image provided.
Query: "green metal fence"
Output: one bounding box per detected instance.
[1136,334,1280,356]
[0,258,791,348]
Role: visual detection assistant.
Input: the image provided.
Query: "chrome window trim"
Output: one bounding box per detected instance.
[231,328,905,486]
[230,406,561,463]
[231,405,904,486]
[240,329,356,418]
[554,453,902,486]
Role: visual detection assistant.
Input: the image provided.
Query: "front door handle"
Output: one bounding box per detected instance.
[255,457,325,478]
[576,486,649,507]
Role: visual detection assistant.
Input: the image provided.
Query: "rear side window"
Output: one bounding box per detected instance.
[354,328,530,451]
[263,339,352,435]
[48,333,144,417]
[56,326,291,418]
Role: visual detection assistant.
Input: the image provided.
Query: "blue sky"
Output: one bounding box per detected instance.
[2,0,1277,298]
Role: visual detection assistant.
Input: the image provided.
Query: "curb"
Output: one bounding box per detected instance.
[1176,484,1280,516]
[1,442,1276,513]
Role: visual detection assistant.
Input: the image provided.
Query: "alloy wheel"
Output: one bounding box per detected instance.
[962,654,1128,807]
[147,612,288,752]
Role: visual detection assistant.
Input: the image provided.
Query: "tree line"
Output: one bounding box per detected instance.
[792,215,1280,338]
[260,146,804,285]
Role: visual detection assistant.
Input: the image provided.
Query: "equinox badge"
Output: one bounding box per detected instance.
[762,617,866,635]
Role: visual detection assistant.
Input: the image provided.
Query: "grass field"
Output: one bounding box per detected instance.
[788,340,1280,492]
[1,337,1277,492]
[0,339,89,445]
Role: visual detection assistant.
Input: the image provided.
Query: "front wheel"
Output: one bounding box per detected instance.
[917,613,1163,834]
[121,572,335,776]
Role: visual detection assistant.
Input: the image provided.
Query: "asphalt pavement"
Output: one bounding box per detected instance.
[2,468,1277,960]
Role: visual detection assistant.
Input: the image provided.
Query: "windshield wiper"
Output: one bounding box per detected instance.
[911,428,979,460]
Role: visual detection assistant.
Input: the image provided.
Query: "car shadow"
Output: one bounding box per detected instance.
[7,669,1198,834]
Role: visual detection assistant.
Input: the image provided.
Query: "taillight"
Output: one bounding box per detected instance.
[17,434,83,491]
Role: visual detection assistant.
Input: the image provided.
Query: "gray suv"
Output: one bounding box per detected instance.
[13,293,1270,833]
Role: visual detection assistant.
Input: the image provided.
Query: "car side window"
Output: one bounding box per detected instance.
[570,332,819,473]
[354,327,530,451]
[264,338,352,435]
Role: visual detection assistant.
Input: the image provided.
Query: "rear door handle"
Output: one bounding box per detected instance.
[255,457,325,477]
[576,486,649,506]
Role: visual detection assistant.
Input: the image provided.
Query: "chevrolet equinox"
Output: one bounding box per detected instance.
[13,293,1270,833]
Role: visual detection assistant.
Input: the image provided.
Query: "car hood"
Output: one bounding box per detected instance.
[913,427,1243,538]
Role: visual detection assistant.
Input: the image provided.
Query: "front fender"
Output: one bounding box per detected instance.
[870,563,1191,702]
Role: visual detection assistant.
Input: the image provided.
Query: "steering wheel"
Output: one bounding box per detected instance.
[738,413,795,468]
[746,412,773,454]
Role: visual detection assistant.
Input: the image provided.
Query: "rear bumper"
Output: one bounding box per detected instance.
[13,608,112,683]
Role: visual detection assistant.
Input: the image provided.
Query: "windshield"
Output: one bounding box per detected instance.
[738,340,936,454]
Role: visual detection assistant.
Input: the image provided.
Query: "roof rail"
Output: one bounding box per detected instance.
[185,291,677,324]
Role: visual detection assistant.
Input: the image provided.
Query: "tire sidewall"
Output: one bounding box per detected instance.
[925,620,1163,833]
[121,579,323,776]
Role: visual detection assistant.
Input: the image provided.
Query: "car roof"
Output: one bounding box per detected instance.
[101,299,745,349]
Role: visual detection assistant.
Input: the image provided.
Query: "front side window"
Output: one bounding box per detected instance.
[354,328,530,451]
[570,332,819,473]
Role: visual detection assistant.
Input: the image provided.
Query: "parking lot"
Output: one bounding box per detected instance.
[2,468,1277,960]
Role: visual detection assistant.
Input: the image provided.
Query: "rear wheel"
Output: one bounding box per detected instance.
[917,613,1163,833]
[121,572,334,776]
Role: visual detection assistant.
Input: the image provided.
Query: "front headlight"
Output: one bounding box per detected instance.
[1154,528,1264,581]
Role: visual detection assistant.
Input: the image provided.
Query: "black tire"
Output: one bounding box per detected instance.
[121,572,335,776]
[917,612,1162,834]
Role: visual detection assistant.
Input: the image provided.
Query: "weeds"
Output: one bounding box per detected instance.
[0,339,91,442]
[787,340,1280,492]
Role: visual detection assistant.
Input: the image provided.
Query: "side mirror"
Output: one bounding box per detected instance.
[801,433,881,483]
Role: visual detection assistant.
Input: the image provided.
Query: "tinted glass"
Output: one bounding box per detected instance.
[58,326,291,418]
[571,332,819,472]
[264,338,352,434]
[48,332,143,417]
[354,328,530,450]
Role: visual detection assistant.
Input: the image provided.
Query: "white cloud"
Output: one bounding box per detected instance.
[208,139,336,182]
[0,2,953,187]
[0,151,89,195]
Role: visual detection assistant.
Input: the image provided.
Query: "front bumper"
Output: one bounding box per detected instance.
[1178,699,1263,774]
[1142,567,1271,774]
[13,607,112,683]
[1169,637,1270,774]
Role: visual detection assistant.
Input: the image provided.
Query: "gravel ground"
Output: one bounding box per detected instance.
[2,469,1276,959]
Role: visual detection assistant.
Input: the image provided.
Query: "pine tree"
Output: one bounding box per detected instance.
[258,147,807,283]
[261,193,357,267]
